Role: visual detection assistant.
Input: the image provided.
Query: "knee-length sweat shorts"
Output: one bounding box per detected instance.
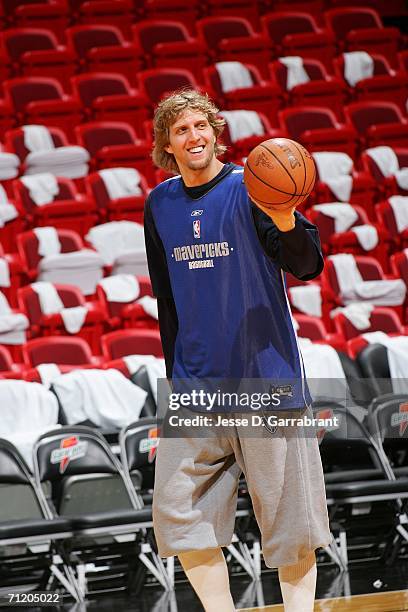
[152,408,332,569]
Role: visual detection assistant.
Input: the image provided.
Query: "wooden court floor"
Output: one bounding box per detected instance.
[239,589,408,612]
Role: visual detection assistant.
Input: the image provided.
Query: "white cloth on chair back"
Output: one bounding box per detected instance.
[52,369,147,428]
[20,173,59,206]
[31,281,64,314]
[23,125,55,152]
[137,295,158,319]
[362,331,408,394]
[0,292,28,344]
[0,379,60,469]
[215,61,253,92]
[343,51,374,86]
[0,152,19,180]
[0,183,18,227]
[312,152,353,202]
[288,284,322,317]
[351,225,379,251]
[366,146,408,190]
[279,56,310,90]
[313,202,358,233]
[220,110,264,142]
[0,259,10,287]
[86,221,145,265]
[38,250,104,296]
[99,167,142,200]
[33,227,61,257]
[389,196,408,232]
[37,363,62,387]
[331,302,374,330]
[98,274,140,302]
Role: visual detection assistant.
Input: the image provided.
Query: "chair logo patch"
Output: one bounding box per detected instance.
[391,403,408,436]
[50,436,88,473]
[139,428,160,463]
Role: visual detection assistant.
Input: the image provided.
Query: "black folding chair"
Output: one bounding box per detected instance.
[0,439,81,601]
[32,425,170,596]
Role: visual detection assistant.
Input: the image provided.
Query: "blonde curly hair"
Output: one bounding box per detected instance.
[152,89,226,174]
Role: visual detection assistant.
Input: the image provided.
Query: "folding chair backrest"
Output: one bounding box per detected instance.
[120,417,159,490]
[357,343,392,398]
[0,438,44,521]
[34,426,134,514]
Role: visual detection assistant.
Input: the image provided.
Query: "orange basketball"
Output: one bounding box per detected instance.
[243,138,316,210]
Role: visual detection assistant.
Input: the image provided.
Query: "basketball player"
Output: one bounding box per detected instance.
[144,89,332,611]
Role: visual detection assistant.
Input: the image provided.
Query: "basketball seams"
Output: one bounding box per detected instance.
[245,160,301,198]
[260,143,298,192]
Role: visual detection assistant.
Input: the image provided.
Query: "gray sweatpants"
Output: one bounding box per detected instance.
[153,409,332,568]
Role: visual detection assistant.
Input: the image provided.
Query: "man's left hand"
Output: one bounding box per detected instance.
[250,196,297,232]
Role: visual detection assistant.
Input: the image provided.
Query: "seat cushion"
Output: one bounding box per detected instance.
[67,507,152,529]
[0,517,72,539]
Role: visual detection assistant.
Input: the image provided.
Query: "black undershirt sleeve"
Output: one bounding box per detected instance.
[144,170,324,377]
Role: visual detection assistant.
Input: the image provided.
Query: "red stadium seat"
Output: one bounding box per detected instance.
[196,16,270,78]
[360,147,408,199]
[322,254,405,318]
[344,101,408,149]
[309,203,390,266]
[2,28,76,91]
[312,151,376,217]
[269,58,347,120]
[137,67,199,107]
[77,0,134,40]
[85,169,149,223]
[294,313,346,351]
[220,110,284,159]
[3,77,82,140]
[375,199,408,250]
[23,363,92,382]
[261,12,335,71]
[132,20,208,78]
[0,189,24,254]
[203,62,283,122]
[96,275,157,330]
[18,283,105,351]
[5,124,69,164]
[0,242,25,307]
[390,249,408,321]
[398,50,408,73]
[205,0,260,30]
[143,0,199,35]
[11,2,70,43]
[66,25,143,86]
[278,106,358,159]
[13,175,97,236]
[0,99,15,140]
[266,1,325,22]
[75,121,155,186]
[0,345,25,379]
[71,72,149,135]
[17,228,104,297]
[325,7,401,67]
[333,53,408,112]
[332,306,406,341]
[101,329,163,360]
[22,336,103,368]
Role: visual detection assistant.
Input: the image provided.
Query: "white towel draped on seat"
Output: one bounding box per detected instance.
[366,146,408,191]
[344,51,374,86]
[329,253,406,305]
[312,152,354,202]
[331,302,374,330]
[220,110,265,142]
[0,258,10,287]
[279,56,310,90]
[288,284,322,317]
[389,196,408,232]
[0,291,29,344]
[123,354,166,403]
[86,221,145,265]
[52,368,147,428]
[313,202,358,233]
[36,363,62,387]
[0,183,18,227]
[99,167,142,199]
[33,226,61,257]
[23,125,55,152]
[31,282,88,332]
[38,250,105,296]
[98,274,140,302]
[362,332,408,394]
[21,173,59,206]
[137,295,158,319]
[215,61,254,92]
[0,379,60,469]
[0,152,19,180]
[351,224,379,251]
[297,338,347,401]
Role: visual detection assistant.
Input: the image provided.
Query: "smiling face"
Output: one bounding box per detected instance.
[165,108,223,185]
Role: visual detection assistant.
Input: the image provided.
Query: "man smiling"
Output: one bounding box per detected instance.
[144,89,331,611]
